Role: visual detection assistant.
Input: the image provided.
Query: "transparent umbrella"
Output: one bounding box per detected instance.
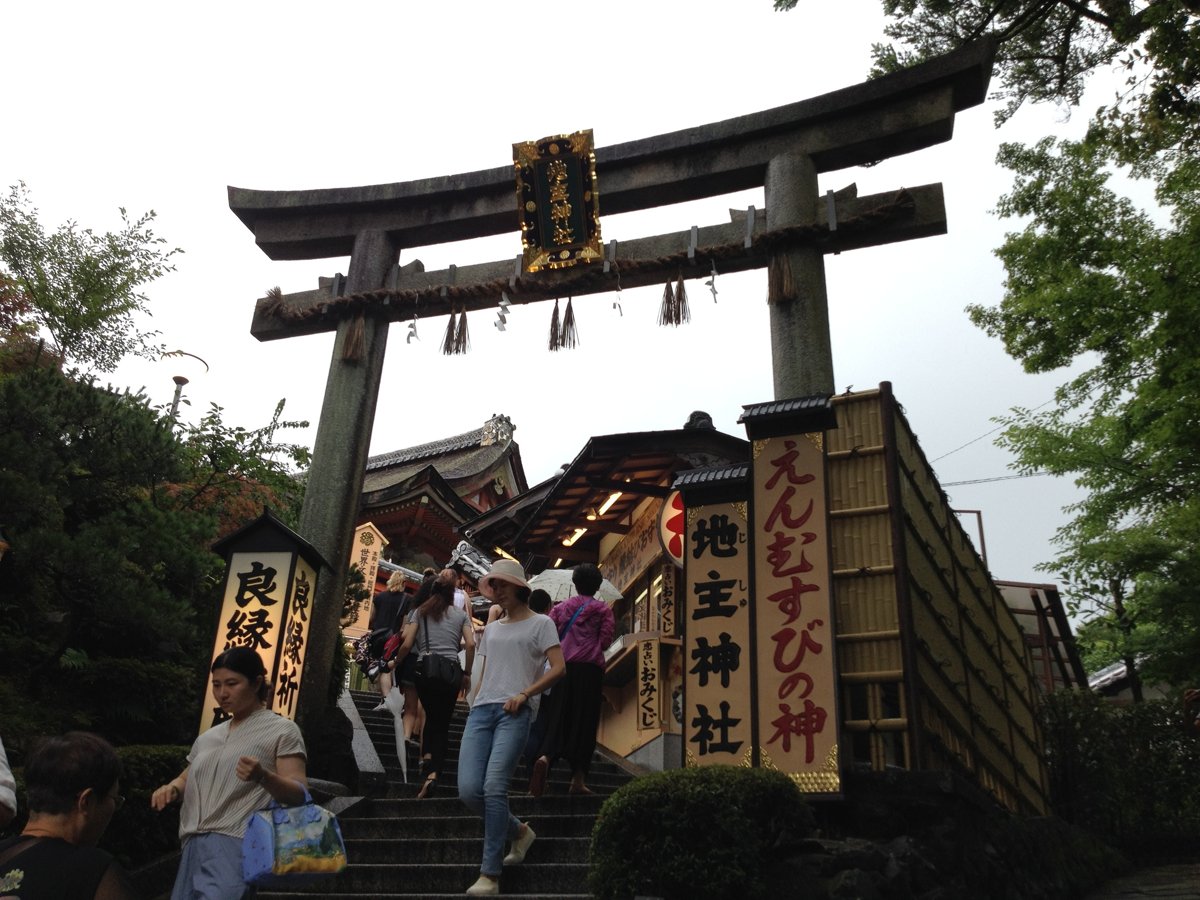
[528,567,623,604]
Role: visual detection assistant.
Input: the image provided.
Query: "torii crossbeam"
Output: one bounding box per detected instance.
[229,38,996,727]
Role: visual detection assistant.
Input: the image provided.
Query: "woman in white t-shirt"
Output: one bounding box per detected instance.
[457,560,564,897]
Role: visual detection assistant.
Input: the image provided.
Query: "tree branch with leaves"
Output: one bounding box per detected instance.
[0,181,182,372]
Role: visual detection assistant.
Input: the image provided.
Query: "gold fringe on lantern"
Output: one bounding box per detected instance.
[657,280,676,327]
[674,274,691,325]
[768,253,797,304]
[442,311,457,355]
[548,299,561,351]
[454,309,470,354]
[342,310,365,362]
[559,297,579,349]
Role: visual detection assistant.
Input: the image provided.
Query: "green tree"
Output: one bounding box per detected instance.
[774,2,1200,152]
[775,2,1200,688]
[0,181,181,372]
[0,365,309,755]
[965,134,1200,688]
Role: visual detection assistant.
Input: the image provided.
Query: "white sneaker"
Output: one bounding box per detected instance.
[502,822,536,865]
[465,874,499,895]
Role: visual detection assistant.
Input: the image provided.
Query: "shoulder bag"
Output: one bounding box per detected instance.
[242,786,348,887]
[414,614,464,688]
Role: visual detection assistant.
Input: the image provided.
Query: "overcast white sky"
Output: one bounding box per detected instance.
[5,0,1129,584]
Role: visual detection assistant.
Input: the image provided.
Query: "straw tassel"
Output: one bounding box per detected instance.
[441,311,457,355]
[342,310,365,362]
[674,274,691,325]
[548,299,561,351]
[559,297,579,349]
[768,253,797,304]
[658,280,676,327]
[453,308,470,354]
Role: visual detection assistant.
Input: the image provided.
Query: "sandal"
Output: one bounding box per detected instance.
[416,774,437,800]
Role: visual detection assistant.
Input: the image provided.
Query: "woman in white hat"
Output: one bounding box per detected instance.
[457,559,564,896]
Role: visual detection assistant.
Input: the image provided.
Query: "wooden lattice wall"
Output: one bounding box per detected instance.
[826,384,1048,815]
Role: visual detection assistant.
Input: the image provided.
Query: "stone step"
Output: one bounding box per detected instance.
[346,835,589,864]
[347,794,607,820]
[265,894,588,899]
[257,862,588,895]
[312,689,627,898]
[340,812,599,840]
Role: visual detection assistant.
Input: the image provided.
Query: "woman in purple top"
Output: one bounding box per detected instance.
[529,564,615,796]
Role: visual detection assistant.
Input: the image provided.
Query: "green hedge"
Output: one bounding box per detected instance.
[588,766,815,900]
[1042,691,1200,860]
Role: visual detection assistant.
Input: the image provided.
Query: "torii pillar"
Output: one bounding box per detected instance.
[229,39,996,729]
[767,152,833,397]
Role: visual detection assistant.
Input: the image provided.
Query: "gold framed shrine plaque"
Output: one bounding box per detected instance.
[513,129,602,272]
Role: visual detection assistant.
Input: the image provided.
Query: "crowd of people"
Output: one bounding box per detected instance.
[0,559,617,899]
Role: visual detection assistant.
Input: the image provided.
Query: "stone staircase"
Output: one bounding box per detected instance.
[260,689,634,899]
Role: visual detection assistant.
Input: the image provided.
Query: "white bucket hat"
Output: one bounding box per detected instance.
[478,559,530,599]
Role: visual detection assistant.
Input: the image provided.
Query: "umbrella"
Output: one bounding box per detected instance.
[528,567,623,604]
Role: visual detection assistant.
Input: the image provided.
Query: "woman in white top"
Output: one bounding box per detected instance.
[152,647,307,900]
[457,560,564,897]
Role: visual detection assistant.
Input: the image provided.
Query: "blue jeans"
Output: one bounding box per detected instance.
[457,702,532,876]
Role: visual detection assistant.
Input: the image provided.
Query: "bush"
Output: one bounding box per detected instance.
[1042,690,1200,861]
[103,744,191,869]
[588,766,815,900]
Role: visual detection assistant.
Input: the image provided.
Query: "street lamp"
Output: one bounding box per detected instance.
[170,375,189,418]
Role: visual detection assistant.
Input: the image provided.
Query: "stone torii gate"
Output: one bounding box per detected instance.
[230,39,996,728]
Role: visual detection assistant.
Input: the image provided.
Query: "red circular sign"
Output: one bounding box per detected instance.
[658,490,685,567]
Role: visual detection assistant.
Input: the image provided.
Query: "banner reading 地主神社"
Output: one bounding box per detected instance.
[683,498,753,767]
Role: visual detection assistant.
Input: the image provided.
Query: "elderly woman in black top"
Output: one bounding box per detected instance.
[0,731,138,899]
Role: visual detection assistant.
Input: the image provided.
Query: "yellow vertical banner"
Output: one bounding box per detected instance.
[750,433,841,794]
[683,500,752,767]
[345,522,388,640]
[636,638,660,732]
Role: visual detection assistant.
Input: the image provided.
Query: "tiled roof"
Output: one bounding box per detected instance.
[366,413,516,472]
[366,427,487,471]
[738,395,833,422]
[672,463,750,488]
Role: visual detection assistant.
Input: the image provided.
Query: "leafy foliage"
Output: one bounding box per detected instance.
[0,181,181,372]
[340,563,372,627]
[963,133,1200,688]
[1041,690,1200,860]
[0,365,309,754]
[588,766,814,900]
[775,2,1200,154]
[171,398,310,538]
[772,1,1200,687]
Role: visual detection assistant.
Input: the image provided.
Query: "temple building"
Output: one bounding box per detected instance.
[358,413,528,572]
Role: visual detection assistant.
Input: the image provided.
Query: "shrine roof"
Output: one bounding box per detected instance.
[363,413,527,494]
[512,423,749,562]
